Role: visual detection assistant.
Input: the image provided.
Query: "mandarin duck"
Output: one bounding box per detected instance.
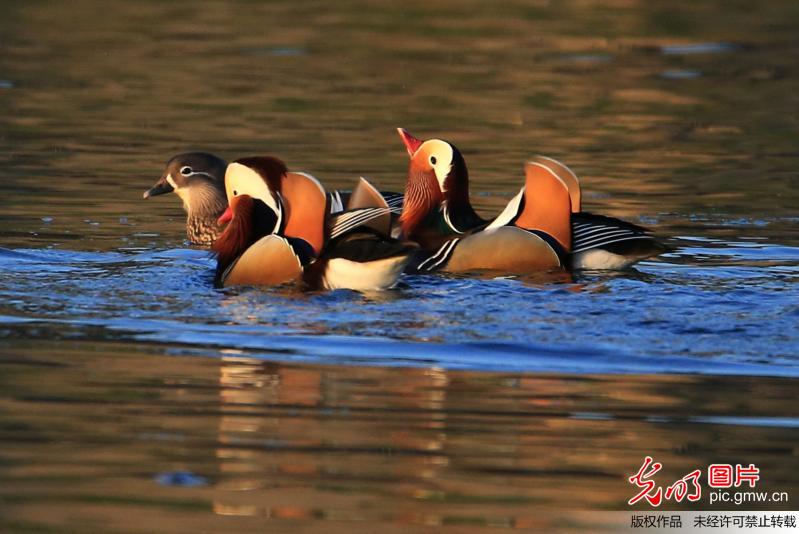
[213,156,415,290]
[396,128,667,272]
[144,152,404,246]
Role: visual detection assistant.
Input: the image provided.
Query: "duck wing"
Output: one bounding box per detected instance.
[306,229,417,291]
[571,212,669,269]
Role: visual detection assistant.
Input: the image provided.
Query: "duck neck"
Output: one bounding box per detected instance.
[441,191,485,234]
[183,182,228,246]
[439,149,485,233]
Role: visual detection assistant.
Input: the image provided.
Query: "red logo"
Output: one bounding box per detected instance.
[629,458,761,506]
[628,456,664,506]
[708,463,760,488]
[627,456,701,506]
[708,464,733,488]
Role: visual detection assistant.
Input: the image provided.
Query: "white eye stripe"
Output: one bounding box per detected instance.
[223,162,283,234]
[422,140,453,192]
[180,167,216,181]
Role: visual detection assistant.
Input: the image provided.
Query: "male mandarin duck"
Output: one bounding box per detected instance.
[143,152,403,246]
[396,128,667,272]
[212,156,416,290]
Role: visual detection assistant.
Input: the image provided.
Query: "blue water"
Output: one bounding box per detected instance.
[2,233,796,377]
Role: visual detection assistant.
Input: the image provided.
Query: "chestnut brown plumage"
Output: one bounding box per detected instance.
[399,166,443,238]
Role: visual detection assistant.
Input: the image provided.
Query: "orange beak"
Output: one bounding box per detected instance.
[397,128,423,157]
[217,206,233,225]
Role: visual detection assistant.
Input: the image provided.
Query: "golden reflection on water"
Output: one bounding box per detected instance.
[0,341,797,532]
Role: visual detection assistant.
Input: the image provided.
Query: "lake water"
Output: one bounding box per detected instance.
[1,1,797,532]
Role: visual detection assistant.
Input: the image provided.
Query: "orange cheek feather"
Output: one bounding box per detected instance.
[213,197,255,273]
[400,166,442,237]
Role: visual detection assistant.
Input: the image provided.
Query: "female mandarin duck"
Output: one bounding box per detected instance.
[396,128,667,272]
[143,152,404,246]
[143,152,229,246]
[211,156,415,290]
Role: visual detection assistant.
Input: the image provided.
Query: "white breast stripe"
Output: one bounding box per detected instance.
[427,239,459,271]
[443,207,464,234]
[418,238,459,272]
[274,193,284,234]
[417,241,451,271]
[281,235,304,268]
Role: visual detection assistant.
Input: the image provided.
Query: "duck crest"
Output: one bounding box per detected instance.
[233,156,287,194]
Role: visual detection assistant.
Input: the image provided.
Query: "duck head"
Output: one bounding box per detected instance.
[217,156,288,233]
[396,128,473,237]
[144,152,229,245]
[212,193,281,281]
[144,152,227,207]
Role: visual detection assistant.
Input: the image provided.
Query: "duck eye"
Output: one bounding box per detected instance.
[430,156,437,165]
[233,190,238,196]
[180,166,192,176]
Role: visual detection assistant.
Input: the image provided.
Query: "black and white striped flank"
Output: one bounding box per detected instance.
[571,213,655,253]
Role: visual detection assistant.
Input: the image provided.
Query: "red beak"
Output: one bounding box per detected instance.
[397,128,423,157]
[217,206,233,225]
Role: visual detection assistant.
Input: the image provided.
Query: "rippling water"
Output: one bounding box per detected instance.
[1,1,798,532]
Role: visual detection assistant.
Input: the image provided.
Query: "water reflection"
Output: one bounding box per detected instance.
[209,356,799,529]
[2,346,796,531]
